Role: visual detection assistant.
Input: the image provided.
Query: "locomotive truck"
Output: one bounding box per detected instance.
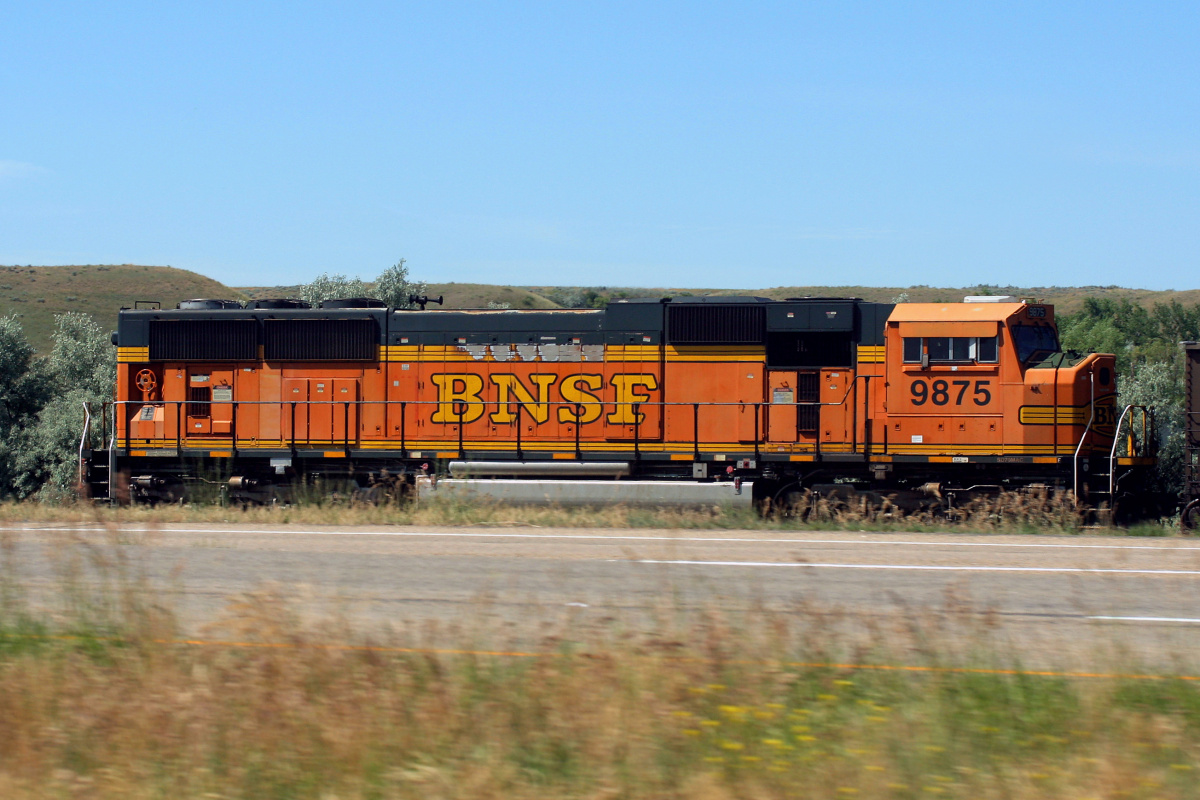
[81,294,1156,514]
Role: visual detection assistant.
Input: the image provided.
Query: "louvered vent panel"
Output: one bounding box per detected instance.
[797,372,819,403]
[264,319,378,361]
[797,371,819,434]
[149,320,258,361]
[667,306,765,345]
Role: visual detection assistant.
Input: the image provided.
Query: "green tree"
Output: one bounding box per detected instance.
[299,259,428,308]
[48,311,115,396]
[1151,300,1200,345]
[1119,360,1184,494]
[299,273,370,305]
[372,258,427,309]
[0,315,51,497]
[4,313,114,499]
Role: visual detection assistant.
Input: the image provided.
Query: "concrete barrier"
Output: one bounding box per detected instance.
[416,478,755,507]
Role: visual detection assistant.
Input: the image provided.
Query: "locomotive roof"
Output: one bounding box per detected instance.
[886,301,1034,323]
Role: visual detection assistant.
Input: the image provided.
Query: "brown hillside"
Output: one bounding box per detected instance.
[0,265,245,353]
[9,263,1198,355]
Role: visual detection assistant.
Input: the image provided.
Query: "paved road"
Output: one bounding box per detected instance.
[4,523,1200,669]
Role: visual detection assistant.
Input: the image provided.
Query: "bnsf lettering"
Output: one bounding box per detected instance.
[1093,400,1117,430]
[430,373,659,425]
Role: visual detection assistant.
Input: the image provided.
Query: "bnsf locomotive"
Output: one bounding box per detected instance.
[82,294,1155,512]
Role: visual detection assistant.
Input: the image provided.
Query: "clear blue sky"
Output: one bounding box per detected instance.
[2,1,1197,290]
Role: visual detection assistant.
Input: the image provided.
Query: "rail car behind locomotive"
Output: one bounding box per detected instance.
[82,294,1155,510]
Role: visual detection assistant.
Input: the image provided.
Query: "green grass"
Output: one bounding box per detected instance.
[1,526,1199,799]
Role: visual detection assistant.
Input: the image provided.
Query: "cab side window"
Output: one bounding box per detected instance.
[902,336,999,364]
[977,336,998,362]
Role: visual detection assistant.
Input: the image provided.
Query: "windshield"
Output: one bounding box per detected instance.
[1012,324,1061,364]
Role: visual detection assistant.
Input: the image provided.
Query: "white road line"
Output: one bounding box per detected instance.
[1089,616,1200,623]
[632,559,1200,576]
[8,525,1200,552]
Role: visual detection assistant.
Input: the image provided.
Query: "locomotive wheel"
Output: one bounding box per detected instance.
[1181,500,1200,533]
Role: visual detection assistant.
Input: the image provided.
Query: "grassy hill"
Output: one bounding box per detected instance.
[1,265,244,353]
[6,263,1199,354]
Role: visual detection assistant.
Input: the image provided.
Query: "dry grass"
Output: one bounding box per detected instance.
[1,525,1199,798]
[0,488,1177,536]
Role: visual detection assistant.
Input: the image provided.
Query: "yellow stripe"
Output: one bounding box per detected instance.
[117,346,150,363]
[120,438,1093,458]
[665,345,763,362]
[857,345,885,364]
[1117,457,1156,466]
[1019,405,1089,425]
[666,355,762,362]
[119,440,1092,460]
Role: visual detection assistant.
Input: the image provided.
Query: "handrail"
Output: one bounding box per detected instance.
[106,389,877,456]
[1072,370,1096,505]
[77,401,92,487]
[1108,404,1149,499]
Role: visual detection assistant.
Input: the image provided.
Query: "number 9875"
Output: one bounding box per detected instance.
[911,379,991,406]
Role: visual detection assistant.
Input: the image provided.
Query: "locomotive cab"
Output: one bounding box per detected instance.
[882,299,1116,460]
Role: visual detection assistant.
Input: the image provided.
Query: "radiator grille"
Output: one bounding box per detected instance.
[264,319,378,361]
[667,305,765,345]
[149,320,258,361]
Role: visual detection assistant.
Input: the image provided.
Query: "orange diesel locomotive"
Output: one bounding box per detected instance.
[85,294,1154,510]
